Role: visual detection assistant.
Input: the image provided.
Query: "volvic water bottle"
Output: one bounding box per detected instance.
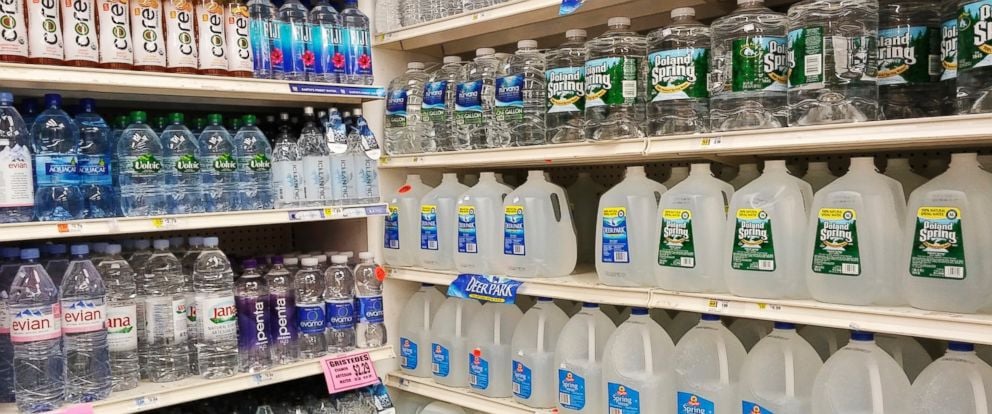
[584,17,647,140]
[456,48,501,150]
[430,297,481,387]
[161,113,205,214]
[341,0,373,85]
[739,322,823,413]
[647,8,711,135]
[265,256,297,365]
[423,56,463,152]
[299,107,331,206]
[351,110,381,203]
[602,307,676,414]
[200,114,240,212]
[32,93,83,221]
[596,166,667,287]
[98,244,139,391]
[674,314,747,414]
[385,62,429,154]
[192,237,237,378]
[236,259,271,373]
[398,283,444,377]
[309,0,344,83]
[247,0,276,78]
[546,30,588,144]
[324,255,355,353]
[511,297,568,408]
[0,92,33,223]
[274,0,312,81]
[10,248,63,413]
[271,113,303,208]
[235,115,274,210]
[467,302,523,398]
[140,240,190,382]
[496,40,546,147]
[117,111,166,217]
[812,331,911,414]
[294,257,326,358]
[354,252,385,348]
[910,342,992,413]
[418,173,468,270]
[60,244,111,402]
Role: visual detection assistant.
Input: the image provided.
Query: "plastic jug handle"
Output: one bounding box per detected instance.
[551,193,562,222]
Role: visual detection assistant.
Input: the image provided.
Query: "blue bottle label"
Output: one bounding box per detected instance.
[494,74,525,122]
[358,296,384,323]
[35,154,79,185]
[742,401,773,414]
[468,353,489,390]
[384,205,400,249]
[423,80,448,122]
[558,369,586,410]
[608,382,641,414]
[236,295,270,351]
[420,204,439,250]
[432,343,450,377]
[447,274,522,304]
[346,27,372,75]
[277,21,312,75]
[249,18,272,75]
[295,304,325,334]
[678,391,715,414]
[511,360,532,399]
[455,80,484,125]
[268,291,296,342]
[400,337,418,369]
[457,205,478,253]
[504,205,526,256]
[386,89,408,128]
[601,206,630,263]
[310,23,329,75]
[324,300,355,330]
[77,154,112,186]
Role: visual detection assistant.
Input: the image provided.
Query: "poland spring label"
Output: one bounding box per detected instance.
[731,36,788,92]
[658,209,695,268]
[788,26,824,88]
[910,206,966,280]
[811,208,861,276]
[546,67,584,113]
[943,18,959,80]
[584,57,641,108]
[649,48,708,101]
[958,0,992,71]
[731,208,776,271]
[877,26,939,85]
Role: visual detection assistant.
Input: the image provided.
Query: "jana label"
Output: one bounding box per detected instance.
[910,206,966,280]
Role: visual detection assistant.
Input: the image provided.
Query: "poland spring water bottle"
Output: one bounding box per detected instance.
[956,0,992,113]
[247,0,276,78]
[271,112,303,208]
[10,248,63,413]
[385,62,429,154]
[877,0,942,119]
[299,107,331,206]
[98,244,139,391]
[265,256,297,365]
[422,56,463,152]
[32,93,83,221]
[192,237,237,378]
[76,105,115,217]
[497,40,546,147]
[583,17,648,141]
[354,252,385,348]
[235,259,271,373]
[341,0,373,85]
[0,92,33,223]
[234,115,274,210]
[274,0,312,81]
[646,8,711,135]
[60,244,112,403]
[546,30,588,144]
[324,255,355,352]
[117,111,166,217]
[294,257,327,358]
[199,114,240,212]
[310,0,345,83]
[139,239,190,382]
[161,113,206,214]
[456,48,501,150]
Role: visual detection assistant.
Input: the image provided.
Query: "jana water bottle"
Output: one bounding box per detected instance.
[161,113,205,214]
[271,113,303,208]
[673,314,747,414]
[421,57,462,152]
[545,30,588,144]
[265,256,297,365]
[398,283,444,377]
[602,307,676,414]
[294,257,327,358]
[341,0,373,85]
[74,98,115,218]
[877,0,942,119]
[595,166,667,287]
[453,172,513,274]
[117,111,166,217]
[354,252,385,348]
[647,8,711,135]
[584,17,648,141]
[235,259,271,373]
[97,244,139,391]
[418,173,469,270]
[350,110,381,203]
[496,40,546,147]
[329,109,356,205]
[247,0,276,79]
[385,62,429,154]
[199,114,240,212]
[383,174,435,267]
[466,302,523,398]
[299,107,332,206]
[0,92,33,223]
[32,93,83,221]
[430,297,481,387]
[455,48,501,150]
[811,331,911,414]
[910,342,992,412]
[738,322,823,413]
[60,244,111,403]
[139,240,190,382]
[554,303,616,414]
[192,237,238,379]
[510,297,568,408]
[324,255,355,353]
[310,0,344,84]
[274,0,313,81]
[235,115,274,210]
[10,248,63,413]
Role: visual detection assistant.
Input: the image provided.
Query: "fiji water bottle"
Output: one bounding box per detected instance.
[354,252,385,348]
[0,92,34,223]
[294,257,327,358]
[271,113,303,208]
[235,259,271,372]
[97,244,139,391]
[265,256,297,364]
[75,98,115,218]
[247,0,275,78]
[192,237,238,379]
[139,240,190,382]
[10,248,63,413]
[234,115,274,210]
[32,93,84,221]
[310,0,344,83]
[60,244,111,403]
[274,0,313,81]
[117,111,166,217]
[341,0,373,84]
[161,113,205,214]
[324,255,355,352]
[199,114,240,212]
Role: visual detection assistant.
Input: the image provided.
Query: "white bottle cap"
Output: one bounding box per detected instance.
[353,108,363,116]
[476,48,495,56]
[285,257,299,265]
[301,257,318,266]
[408,62,425,70]
[443,56,462,64]
[738,0,762,4]
[203,237,219,247]
[153,239,169,250]
[517,40,537,49]
[359,252,373,260]
[303,106,314,115]
[608,17,631,27]
[342,251,355,258]
[324,251,339,257]
[671,7,695,18]
[565,29,587,38]
[316,254,328,263]
[331,255,348,264]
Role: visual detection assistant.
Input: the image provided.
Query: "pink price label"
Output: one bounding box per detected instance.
[320,351,379,394]
[61,403,94,414]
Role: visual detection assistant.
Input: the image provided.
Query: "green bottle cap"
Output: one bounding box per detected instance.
[242,114,256,126]
[130,111,147,123]
[207,113,223,125]
[169,112,184,124]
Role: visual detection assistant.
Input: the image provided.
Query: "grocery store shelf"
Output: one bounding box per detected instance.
[380,114,992,169]
[0,346,394,414]
[0,203,388,243]
[386,266,992,345]
[386,372,554,414]
[0,63,385,107]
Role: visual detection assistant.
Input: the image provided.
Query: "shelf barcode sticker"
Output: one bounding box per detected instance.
[707,299,731,313]
[151,217,179,229]
[288,209,325,221]
[320,351,380,394]
[57,223,84,234]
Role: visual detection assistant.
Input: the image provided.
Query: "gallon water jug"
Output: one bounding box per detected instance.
[398,284,445,377]
[674,314,747,414]
[656,163,734,293]
[555,303,616,414]
[499,171,577,277]
[726,160,813,299]
[596,166,667,287]
[728,318,772,351]
[811,331,911,414]
[902,152,992,313]
[454,172,513,274]
[803,161,835,192]
[566,173,605,265]
[430,297,482,388]
[419,173,469,270]
[668,311,700,343]
[799,325,848,361]
[510,297,568,408]
[738,322,823,413]
[602,308,676,414]
[466,302,522,398]
[806,157,906,306]
[884,158,928,198]
[875,334,932,382]
[910,342,992,413]
[384,175,434,267]
[420,401,467,414]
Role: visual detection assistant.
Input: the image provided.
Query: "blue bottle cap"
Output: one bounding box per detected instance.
[850,331,874,341]
[70,244,88,255]
[79,98,96,112]
[774,322,796,330]
[948,341,975,352]
[0,92,12,105]
[582,302,599,308]
[20,248,40,260]
[701,313,721,321]
[47,243,67,255]
[43,93,61,108]
[630,307,649,315]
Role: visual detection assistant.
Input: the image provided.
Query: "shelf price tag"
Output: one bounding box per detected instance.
[151,217,179,229]
[134,395,160,408]
[757,302,782,311]
[707,299,731,313]
[289,209,325,221]
[253,370,275,384]
[320,351,380,394]
[57,223,83,234]
[700,137,723,148]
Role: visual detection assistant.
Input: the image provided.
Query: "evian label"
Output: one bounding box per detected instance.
[11,303,61,343]
[0,0,28,57]
[196,0,227,70]
[131,0,165,67]
[61,0,98,62]
[224,2,251,72]
[196,294,236,341]
[163,0,196,68]
[61,298,105,333]
[0,140,34,208]
[106,303,137,351]
[28,0,64,59]
[97,0,131,64]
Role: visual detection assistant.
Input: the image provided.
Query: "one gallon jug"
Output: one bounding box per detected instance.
[602,307,677,414]
[725,160,813,299]
[728,318,772,351]
[674,314,747,414]
[902,153,992,313]
[910,342,992,413]
[430,297,482,388]
[454,172,513,274]
[555,303,617,414]
[419,173,469,270]
[805,157,907,306]
[799,325,848,361]
[738,322,823,413]
[883,158,928,198]
[656,163,734,293]
[466,302,522,398]
[499,171,577,278]
[398,283,445,377]
[811,331,911,414]
[875,334,933,382]
[383,174,434,267]
[596,166,667,287]
[567,173,605,265]
[510,297,568,408]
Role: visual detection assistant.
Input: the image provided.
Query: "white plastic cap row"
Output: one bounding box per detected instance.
[408,62,425,70]
[566,29,587,38]
[608,17,631,27]
[672,7,695,17]
[443,56,462,64]
[518,39,538,49]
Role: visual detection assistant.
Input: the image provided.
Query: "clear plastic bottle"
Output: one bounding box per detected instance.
[354,252,385,348]
[139,240,190,382]
[161,113,205,214]
[647,8,711,135]
[329,109,356,205]
[247,0,275,78]
[383,174,435,266]
[0,247,18,403]
[271,113,303,208]
[128,239,153,276]
[192,237,237,378]
[309,0,343,83]
[324,255,355,353]
[603,307,676,414]
[453,172,513,274]
[98,244,139,391]
[294,257,327,358]
[385,62,430,154]
[910,341,992,413]
[584,17,648,140]
[466,302,523,398]
[398,283,444,377]
[510,297,569,408]
[10,248,63,413]
[199,114,240,212]
[349,110,381,203]
[236,259,271,372]
[265,256,297,365]
[430,297,481,387]
[567,172,606,265]
[877,0,942,119]
[373,0,399,33]
[710,0,788,131]
[398,0,419,27]
[0,92,33,223]
[554,303,616,414]
[596,166,667,287]
[455,48,501,150]
[60,244,111,403]
[32,93,84,221]
[423,56,463,152]
[497,40,546,147]
[499,170,578,277]
[954,0,992,113]
[298,107,331,206]
[546,30,588,144]
[811,331,911,414]
[738,322,823,413]
[75,98,114,219]
[235,115,274,210]
[118,111,166,217]
[418,173,468,270]
[340,0,373,85]
[196,0,230,76]
[273,0,311,81]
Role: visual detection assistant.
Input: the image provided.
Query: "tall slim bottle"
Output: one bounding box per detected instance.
[274,0,311,80]
[61,0,99,67]
[28,0,64,65]
[131,0,167,71]
[97,0,133,69]
[197,0,229,76]
[0,0,28,62]
[247,0,275,78]
[225,0,253,77]
[164,0,199,73]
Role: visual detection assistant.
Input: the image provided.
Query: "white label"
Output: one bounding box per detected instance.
[0,0,28,57]
[97,0,132,64]
[130,0,165,67]
[196,0,226,70]
[143,296,188,344]
[11,303,61,342]
[106,303,137,351]
[61,298,106,333]
[224,2,251,72]
[0,144,34,207]
[302,156,329,203]
[272,160,302,205]
[28,0,64,59]
[196,294,236,342]
[61,0,98,62]
[163,0,196,68]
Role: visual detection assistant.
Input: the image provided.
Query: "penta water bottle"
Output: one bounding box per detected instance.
[161,113,205,214]
[192,237,238,379]
[385,62,429,154]
[383,174,435,267]
[418,173,468,270]
[877,0,942,119]
[455,48,501,150]
[32,93,83,221]
[265,257,297,364]
[910,342,992,413]
[423,56,463,152]
[709,0,788,131]
[10,248,63,413]
[602,307,676,414]
[554,303,616,414]
[546,29,588,144]
[499,170,577,278]
[596,166,667,287]
[398,283,444,377]
[674,314,747,414]
[647,8,711,135]
[510,297,568,408]
[584,17,648,140]
[812,331,911,414]
[117,111,166,217]
[739,322,823,413]
[430,297,481,388]
[496,40,546,147]
[453,172,513,275]
[466,302,522,398]
[0,92,33,223]
[199,114,240,212]
[235,259,271,373]
[60,244,112,403]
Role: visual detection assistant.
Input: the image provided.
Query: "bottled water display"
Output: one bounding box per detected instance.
[354,252,385,349]
[97,244,139,392]
[647,8,711,135]
[294,257,326,358]
[546,30,588,144]
[138,240,190,382]
[60,244,111,403]
[310,0,344,84]
[161,113,205,215]
[233,115,273,210]
[191,237,237,379]
[0,93,33,223]
[299,107,331,206]
[73,98,114,219]
[118,111,166,217]
[423,57,463,152]
[455,48,501,150]
[878,0,942,119]
[323,255,355,353]
[32,94,83,221]
[498,40,546,147]
[10,248,63,413]
[341,0,373,85]
[235,259,271,373]
[584,17,648,140]
[199,114,240,213]
[275,0,312,82]
[271,113,303,208]
[385,62,429,155]
[265,256,297,365]
[595,166,667,287]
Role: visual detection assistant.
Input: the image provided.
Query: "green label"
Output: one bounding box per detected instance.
[212,153,238,173]
[247,153,271,172]
[731,36,788,92]
[788,26,824,87]
[648,48,709,101]
[878,26,939,85]
[546,67,585,113]
[909,207,966,279]
[131,154,162,175]
[811,208,861,276]
[658,209,696,268]
[958,0,992,71]
[731,208,776,272]
[175,154,201,174]
[584,57,641,108]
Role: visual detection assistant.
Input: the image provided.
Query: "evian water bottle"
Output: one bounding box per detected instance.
[235,259,271,372]
[0,92,34,223]
[10,248,63,413]
[60,244,111,402]
[192,237,237,378]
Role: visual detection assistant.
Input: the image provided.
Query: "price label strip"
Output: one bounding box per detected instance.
[151,217,180,229]
[57,223,84,234]
[320,351,380,394]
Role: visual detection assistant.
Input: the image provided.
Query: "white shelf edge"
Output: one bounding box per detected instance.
[0,203,388,243]
[385,372,554,414]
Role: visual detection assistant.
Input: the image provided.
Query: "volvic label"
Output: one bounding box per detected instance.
[106,303,137,351]
[504,205,525,256]
[400,337,418,369]
[61,0,98,62]
[225,2,251,72]
[910,206,966,279]
[97,0,131,64]
[468,353,489,390]
[420,204,439,250]
[959,0,992,71]
[457,205,478,254]
[0,142,34,207]
[649,48,708,101]
[28,0,63,59]
[584,57,641,108]
[731,208,776,271]
[35,154,78,185]
[878,26,939,85]
[124,152,162,176]
[165,152,201,176]
[346,26,371,75]
[547,67,584,113]
[558,369,586,410]
[432,343,450,376]
[731,36,788,92]
[423,80,449,122]
[61,298,105,333]
[811,208,861,276]
[131,0,165,67]
[197,295,236,341]
[601,206,630,263]
[11,304,61,343]
[0,0,28,57]
[658,208,695,268]
[494,73,524,122]
[788,26,824,88]
[196,0,227,70]
[942,18,959,80]
[678,392,715,414]
[386,89,408,128]
[607,382,640,414]
[742,401,773,414]
[164,0,196,68]
[455,80,483,125]
[511,360,532,399]
[384,205,399,249]
[209,152,237,173]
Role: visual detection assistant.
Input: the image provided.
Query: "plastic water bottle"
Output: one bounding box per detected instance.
[138,240,189,383]
[803,161,836,192]
[299,107,331,206]
[423,56,462,152]
[554,303,615,414]
[430,297,481,387]
[235,259,271,373]
[294,257,326,358]
[673,314,746,414]
[455,48,501,150]
[128,239,152,276]
[0,93,32,223]
[118,111,166,217]
[728,318,772,351]
[10,248,63,413]
[324,255,355,353]
[499,170,577,278]
[584,17,647,141]
[309,0,342,83]
[911,342,992,412]
[60,244,111,403]
[602,307,676,414]
[453,172,513,274]
[373,0,398,33]
[32,93,83,221]
[957,0,992,113]
[274,0,312,81]
[878,0,942,119]
[397,283,444,377]
[510,297,568,408]
[341,0,373,85]
[812,331,911,414]
[354,252,385,348]
[546,30,588,144]
[383,174,434,267]
[0,247,19,402]
[385,62,429,154]
[596,166,667,287]
[329,110,356,205]
[710,0,788,131]
[739,322,823,413]
[466,302,523,398]
[883,157,927,198]
[192,237,237,379]
[235,115,274,210]
[418,173,468,270]
[199,114,239,212]
[98,244,139,391]
[647,8,711,135]
[398,0,419,27]
[271,113,303,208]
[73,102,113,220]
[43,243,69,288]
[350,110,380,203]
[247,0,276,78]
[496,40,546,147]
[161,113,205,214]
[264,257,297,365]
